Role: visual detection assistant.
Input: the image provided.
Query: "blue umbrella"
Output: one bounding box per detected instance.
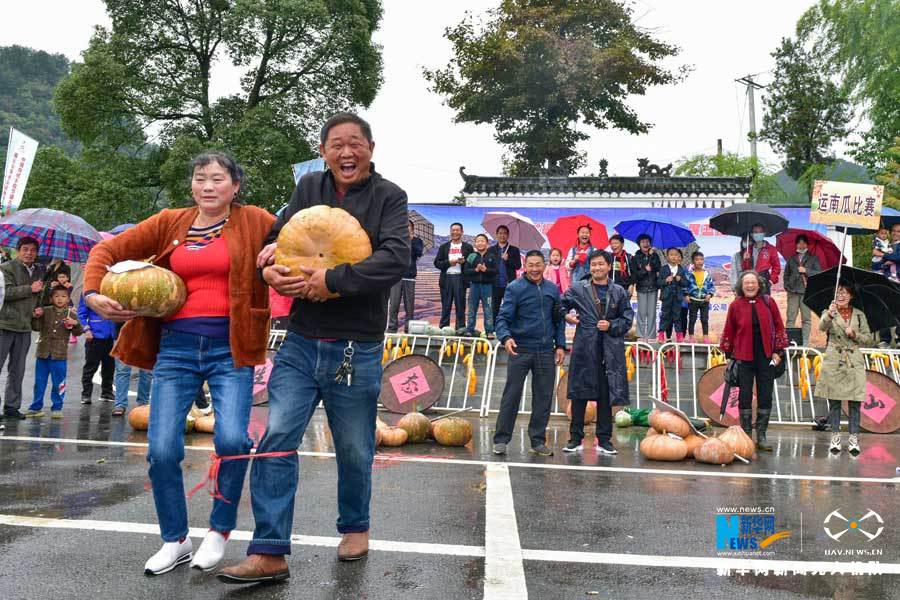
[838,207,900,235]
[613,213,696,248]
[110,223,136,235]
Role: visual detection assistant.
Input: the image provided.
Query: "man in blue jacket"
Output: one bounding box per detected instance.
[78,293,116,403]
[492,250,566,456]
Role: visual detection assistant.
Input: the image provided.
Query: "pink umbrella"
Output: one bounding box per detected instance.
[481,211,547,250]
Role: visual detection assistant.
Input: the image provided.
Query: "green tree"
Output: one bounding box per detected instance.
[0,46,78,166]
[55,0,384,211]
[875,137,900,205]
[758,37,851,180]
[798,0,900,171]
[673,152,787,204]
[424,0,688,176]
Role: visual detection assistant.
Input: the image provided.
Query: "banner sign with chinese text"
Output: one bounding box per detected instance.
[1,128,39,216]
[810,180,884,230]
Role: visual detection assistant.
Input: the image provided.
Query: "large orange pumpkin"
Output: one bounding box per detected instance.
[375,427,383,447]
[100,263,186,318]
[381,426,408,447]
[433,417,473,447]
[128,404,150,430]
[565,401,597,424]
[398,412,430,443]
[695,437,735,465]
[718,425,755,460]
[639,432,688,461]
[194,415,215,434]
[648,409,692,438]
[274,206,372,287]
[683,434,705,458]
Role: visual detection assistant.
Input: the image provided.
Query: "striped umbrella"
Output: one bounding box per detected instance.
[0,208,102,263]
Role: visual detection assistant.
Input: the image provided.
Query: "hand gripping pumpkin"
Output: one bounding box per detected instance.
[101,261,187,318]
[274,206,373,291]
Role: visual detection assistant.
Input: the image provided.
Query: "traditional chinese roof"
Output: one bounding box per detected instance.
[459,167,753,197]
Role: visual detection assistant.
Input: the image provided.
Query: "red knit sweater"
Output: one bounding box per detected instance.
[166,235,231,321]
[719,296,789,361]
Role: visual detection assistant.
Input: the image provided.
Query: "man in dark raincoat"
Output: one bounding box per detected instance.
[560,250,634,454]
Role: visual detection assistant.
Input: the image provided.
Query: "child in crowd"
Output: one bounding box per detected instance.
[565,225,596,284]
[631,234,661,342]
[872,227,890,272]
[608,234,633,292]
[26,285,83,419]
[543,247,571,293]
[687,251,715,344]
[464,233,498,337]
[656,247,690,343]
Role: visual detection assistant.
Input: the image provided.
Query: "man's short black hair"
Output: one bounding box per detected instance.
[450,222,464,230]
[475,233,489,242]
[525,250,545,261]
[50,284,70,297]
[666,246,683,258]
[609,234,624,244]
[636,233,652,244]
[588,249,612,265]
[496,225,510,235]
[795,234,809,245]
[691,251,704,260]
[320,112,373,145]
[16,236,39,251]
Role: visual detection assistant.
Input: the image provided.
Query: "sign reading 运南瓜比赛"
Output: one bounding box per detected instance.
[809,180,884,230]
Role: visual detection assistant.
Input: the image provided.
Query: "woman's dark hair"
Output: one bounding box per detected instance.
[320,112,373,145]
[837,283,854,298]
[577,224,592,234]
[588,249,612,265]
[735,270,765,297]
[665,246,683,258]
[636,233,652,244]
[191,151,243,183]
[795,234,809,245]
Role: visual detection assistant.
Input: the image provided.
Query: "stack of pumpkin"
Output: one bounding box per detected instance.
[127,405,215,433]
[639,409,755,466]
[376,413,473,448]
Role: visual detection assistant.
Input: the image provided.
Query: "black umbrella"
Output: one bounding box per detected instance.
[804,266,900,332]
[709,203,789,237]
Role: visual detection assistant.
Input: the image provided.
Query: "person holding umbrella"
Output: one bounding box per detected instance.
[730,224,780,293]
[782,234,821,346]
[814,285,872,454]
[565,225,597,283]
[720,271,789,451]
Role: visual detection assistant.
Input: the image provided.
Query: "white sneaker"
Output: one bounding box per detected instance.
[848,435,861,455]
[191,530,228,572]
[144,538,193,575]
[829,434,842,454]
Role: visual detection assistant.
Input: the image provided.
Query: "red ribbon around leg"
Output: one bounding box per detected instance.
[187,450,297,503]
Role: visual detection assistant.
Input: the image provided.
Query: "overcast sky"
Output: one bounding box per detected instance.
[1,0,836,202]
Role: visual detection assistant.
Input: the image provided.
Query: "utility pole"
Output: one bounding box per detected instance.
[736,75,765,161]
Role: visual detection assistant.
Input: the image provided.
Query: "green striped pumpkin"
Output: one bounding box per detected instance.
[100,263,187,318]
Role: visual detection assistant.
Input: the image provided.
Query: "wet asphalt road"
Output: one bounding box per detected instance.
[0,339,898,599]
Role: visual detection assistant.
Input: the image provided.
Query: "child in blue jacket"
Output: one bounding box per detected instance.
[687,251,716,344]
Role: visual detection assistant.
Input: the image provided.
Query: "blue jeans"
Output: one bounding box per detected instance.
[147,330,253,542]
[248,332,382,555]
[30,357,67,411]
[467,282,494,333]
[114,359,152,408]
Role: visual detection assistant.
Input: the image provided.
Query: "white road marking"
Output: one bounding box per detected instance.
[0,514,485,558]
[2,514,898,576]
[483,464,528,599]
[2,434,899,484]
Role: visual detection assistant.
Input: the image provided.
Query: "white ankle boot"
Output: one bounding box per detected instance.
[191,530,228,571]
[144,538,193,575]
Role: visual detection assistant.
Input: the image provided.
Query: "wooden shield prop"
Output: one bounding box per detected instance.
[379,354,445,414]
[840,371,900,433]
[697,364,757,427]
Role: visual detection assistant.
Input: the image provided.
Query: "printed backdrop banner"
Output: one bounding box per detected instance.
[1,128,39,216]
[403,205,834,346]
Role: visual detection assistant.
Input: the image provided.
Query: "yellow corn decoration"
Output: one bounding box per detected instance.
[467,369,477,396]
[451,342,458,354]
[798,351,810,397]
[444,345,452,358]
[382,348,389,366]
[391,347,401,361]
[386,338,393,351]
[625,347,635,382]
[813,354,822,380]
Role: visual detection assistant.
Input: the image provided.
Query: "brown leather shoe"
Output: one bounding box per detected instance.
[337,531,369,562]
[216,554,290,584]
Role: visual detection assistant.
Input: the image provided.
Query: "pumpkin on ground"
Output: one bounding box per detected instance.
[639,432,688,461]
[128,404,150,430]
[376,416,389,431]
[433,417,473,447]
[194,415,215,433]
[648,409,692,438]
[398,412,430,443]
[274,206,372,290]
[100,263,186,318]
[565,401,597,424]
[682,434,705,458]
[645,426,659,437]
[380,427,408,447]
[375,427,383,447]
[695,437,735,465]
[719,425,755,460]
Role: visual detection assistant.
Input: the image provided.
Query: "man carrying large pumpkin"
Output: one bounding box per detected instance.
[218,113,409,584]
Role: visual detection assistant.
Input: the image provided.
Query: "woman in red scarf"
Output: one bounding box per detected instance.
[720,270,789,451]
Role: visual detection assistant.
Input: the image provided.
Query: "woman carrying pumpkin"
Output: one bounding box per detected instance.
[83,152,275,575]
[719,270,789,451]
[815,285,872,455]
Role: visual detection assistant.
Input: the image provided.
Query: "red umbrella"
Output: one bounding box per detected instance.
[776,228,846,270]
[546,214,609,253]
